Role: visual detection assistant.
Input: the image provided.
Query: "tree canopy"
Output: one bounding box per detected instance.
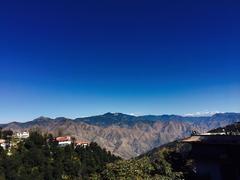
[0,131,120,180]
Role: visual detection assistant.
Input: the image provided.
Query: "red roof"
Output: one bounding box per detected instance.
[56,136,71,142]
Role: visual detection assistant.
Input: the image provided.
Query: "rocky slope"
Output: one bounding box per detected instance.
[1,112,240,159]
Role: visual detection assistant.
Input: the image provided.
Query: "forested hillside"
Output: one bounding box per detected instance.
[0,132,120,180]
[100,141,194,180]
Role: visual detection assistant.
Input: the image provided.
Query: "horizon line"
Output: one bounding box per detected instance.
[2,111,240,124]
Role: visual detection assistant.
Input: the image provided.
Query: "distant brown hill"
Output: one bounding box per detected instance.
[1,112,240,159]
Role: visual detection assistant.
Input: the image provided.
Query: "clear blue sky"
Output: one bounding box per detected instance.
[0,0,240,122]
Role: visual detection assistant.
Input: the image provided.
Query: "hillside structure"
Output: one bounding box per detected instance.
[55,136,72,147]
[16,131,30,139]
[75,140,89,148]
[0,139,7,149]
[182,135,240,180]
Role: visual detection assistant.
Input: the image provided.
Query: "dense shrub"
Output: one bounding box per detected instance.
[0,132,119,180]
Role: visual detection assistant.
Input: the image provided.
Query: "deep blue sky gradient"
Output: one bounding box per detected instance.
[0,0,240,122]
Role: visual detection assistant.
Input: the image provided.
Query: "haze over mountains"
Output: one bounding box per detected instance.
[1,112,240,159]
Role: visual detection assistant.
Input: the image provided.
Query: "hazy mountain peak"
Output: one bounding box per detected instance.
[33,116,52,121]
[103,112,130,117]
[55,117,70,121]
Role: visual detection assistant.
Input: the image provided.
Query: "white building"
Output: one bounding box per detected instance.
[16,131,30,139]
[75,140,89,148]
[58,141,72,146]
[0,139,7,149]
[55,136,72,147]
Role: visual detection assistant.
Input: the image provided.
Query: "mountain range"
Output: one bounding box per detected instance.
[1,112,240,159]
